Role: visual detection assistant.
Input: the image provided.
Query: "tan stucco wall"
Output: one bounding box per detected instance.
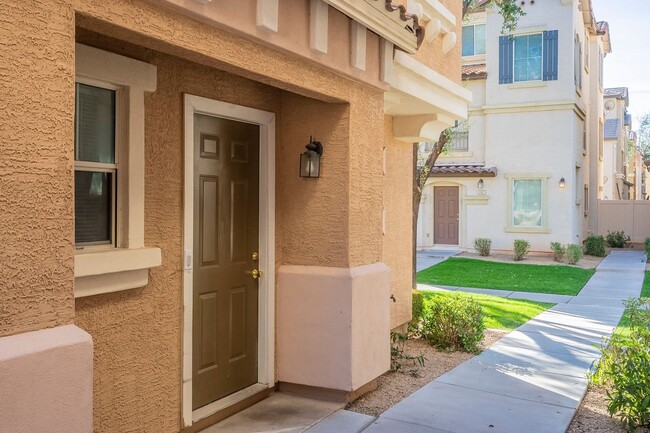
[383,116,415,329]
[414,0,463,85]
[72,1,385,427]
[0,1,76,338]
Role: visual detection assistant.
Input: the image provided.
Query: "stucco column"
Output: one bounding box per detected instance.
[276,89,390,397]
[0,3,93,431]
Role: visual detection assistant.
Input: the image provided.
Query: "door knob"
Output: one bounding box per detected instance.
[249,269,263,279]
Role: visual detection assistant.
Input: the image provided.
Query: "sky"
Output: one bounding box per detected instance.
[592,0,650,124]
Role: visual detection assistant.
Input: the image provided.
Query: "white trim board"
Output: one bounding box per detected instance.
[182,94,276,427]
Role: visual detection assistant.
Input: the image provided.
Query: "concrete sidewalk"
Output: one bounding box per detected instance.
[307,251,646,433]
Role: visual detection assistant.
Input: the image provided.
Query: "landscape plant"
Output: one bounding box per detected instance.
[606,230,631,248]
[410,290,426,332]
[566,244,583,265]
[390,331,426,377]
[513,239,530,261]
[586,235,607,257]
[420,293,485,353]
[591,298,650,432]
[550,242,566,262]
[474,238,492,256]
[645,237,650,258]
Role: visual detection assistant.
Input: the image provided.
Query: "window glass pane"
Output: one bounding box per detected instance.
[474,24,486,55]
[75,83,116,164]
[75,171,112,244]
[462,26,475,56]
[514,34,543,82]
[528,34,543,57]
[513,179,542,227]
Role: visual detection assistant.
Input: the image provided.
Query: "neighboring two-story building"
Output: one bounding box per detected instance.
[0,1,470,432]
[602,87,635,200]
[417,0,611,253]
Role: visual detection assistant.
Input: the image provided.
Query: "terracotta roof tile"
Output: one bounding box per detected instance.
[430,165,497,177]
[462,63,487,80]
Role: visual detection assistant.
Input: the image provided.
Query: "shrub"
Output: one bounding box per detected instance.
[550,242,566,262]
[606,230,630,248]
[474,238,492,256]
[410,291,426,331]
[591,299,650,431]
[585,235,607,257]
[513,239,530,261]
[390,331,426,375]
[566,244,583,265]
[420,293,485,353]
[645,237,650,258]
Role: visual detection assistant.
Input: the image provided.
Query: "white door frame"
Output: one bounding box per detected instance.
[182,94,276,427]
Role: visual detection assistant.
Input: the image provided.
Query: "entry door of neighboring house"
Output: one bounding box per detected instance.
[434,186,459,245]
[192,113,260,410]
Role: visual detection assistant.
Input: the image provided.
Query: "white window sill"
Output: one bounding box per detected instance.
[443,150,473,157]
[508,81,547,89]
[74,247,162,298]
[505,226,551,234]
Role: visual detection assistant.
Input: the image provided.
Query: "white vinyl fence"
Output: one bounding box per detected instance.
[597,200,650,242]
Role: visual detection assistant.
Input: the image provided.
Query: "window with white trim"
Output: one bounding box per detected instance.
[74,82,119,247]
[462,24,486,56]
[514,33,543,82]
[512,178,543,227]
[574,34,582,90]
[74,43,160,298]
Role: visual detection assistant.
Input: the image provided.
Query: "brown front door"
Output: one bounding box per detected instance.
[434,186,459,245]
[192,113,260,410]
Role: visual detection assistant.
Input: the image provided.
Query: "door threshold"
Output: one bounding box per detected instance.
[192,383,270,423]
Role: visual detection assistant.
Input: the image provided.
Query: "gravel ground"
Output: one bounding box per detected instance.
[346,329,507,416]
[458,251,603,270]
[568,385,650,433]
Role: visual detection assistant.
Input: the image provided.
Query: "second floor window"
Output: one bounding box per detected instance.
[499,31,558,84]
[449,130,469,151]
[462,24,486,56]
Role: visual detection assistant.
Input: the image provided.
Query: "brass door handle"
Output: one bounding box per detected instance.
[248,269,263,279]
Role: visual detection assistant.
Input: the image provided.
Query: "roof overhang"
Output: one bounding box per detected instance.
[429,165,498,177]
[385,51,472,142]
[323,0,423,53]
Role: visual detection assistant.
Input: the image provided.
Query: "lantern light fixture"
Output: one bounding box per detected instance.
[299,136,323,178]
[477,179,484,189]
[559,178,566,188]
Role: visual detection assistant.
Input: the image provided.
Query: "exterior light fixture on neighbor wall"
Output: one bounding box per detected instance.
[300,136,323,178]
[559,178,566,188]
[477,179,484,189]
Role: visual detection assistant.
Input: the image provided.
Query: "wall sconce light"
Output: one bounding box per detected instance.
[299,136,323,178]
[559,178,566,188]
[477,179,484,189]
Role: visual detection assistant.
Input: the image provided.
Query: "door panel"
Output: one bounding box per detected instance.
[433,187,459,245]
[192,113,260,410]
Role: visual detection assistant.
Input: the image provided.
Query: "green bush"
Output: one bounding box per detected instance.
[410,291,426,331]
[420,293,485,353]
[586,235,607,257]
[606,230,631,248]
[645,237,650,258]
[513,239,530,261]
[591,299,650,432]
[550,242,566,262]
[566,244,583,265]
[474,238,492,256]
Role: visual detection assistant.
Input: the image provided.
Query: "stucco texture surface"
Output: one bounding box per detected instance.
[0,1,76,338]
[73,8,387,430]
[383,116,414,329]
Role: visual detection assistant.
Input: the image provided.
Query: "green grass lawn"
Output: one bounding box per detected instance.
[418,290,554,331]
[417,258,595,296]
[642,271,649,298]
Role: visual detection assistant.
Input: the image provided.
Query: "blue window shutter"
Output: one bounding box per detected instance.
[499,36,513,84]
[543,30,559,81]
